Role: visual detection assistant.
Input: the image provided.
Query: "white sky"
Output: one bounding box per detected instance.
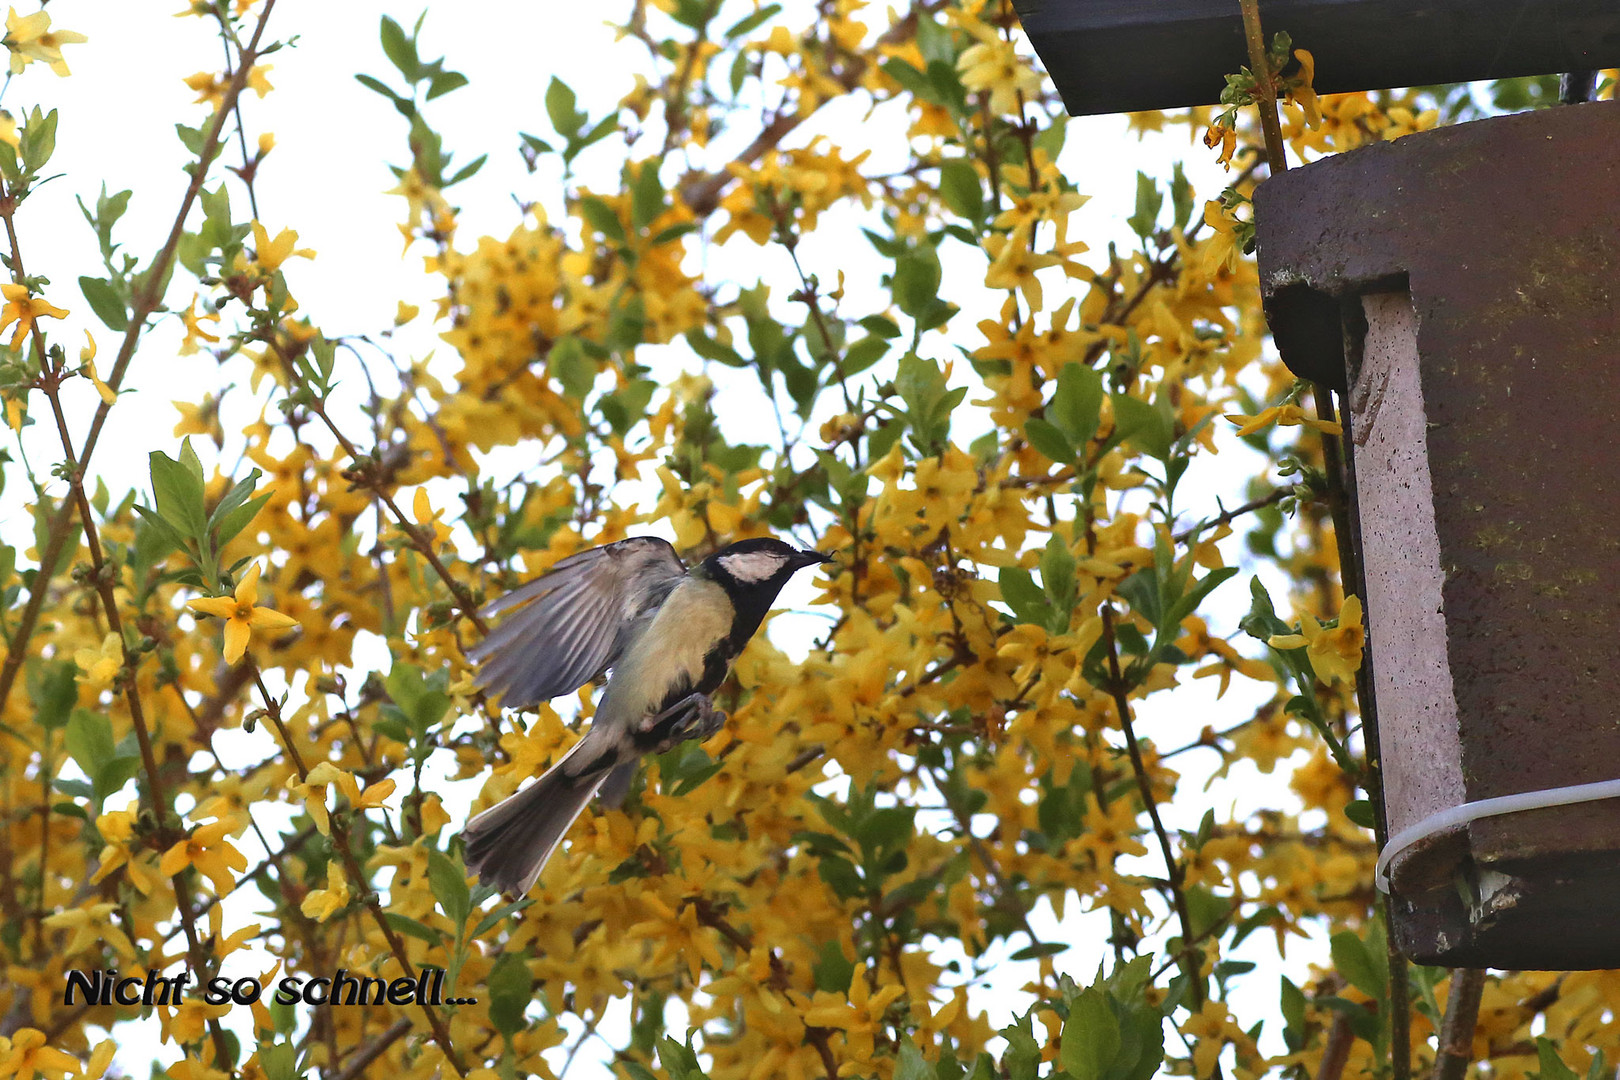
[4,1,1336,1075]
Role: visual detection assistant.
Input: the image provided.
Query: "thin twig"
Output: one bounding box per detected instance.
[1100,602,1203,1007]
[1172,488,1289,544]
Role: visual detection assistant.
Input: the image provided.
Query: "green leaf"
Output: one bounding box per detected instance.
[1169,162,1195,231]
[1280,976,1307,1047]
[20,107,57,173]
[1536,1039,1580,1080]
[259,1041,297,1080]
[859,314,901,339]
[1041,536,1077,631]
[1001,1013,1042,1080]
[355,73,411,115]
[881,58,934,103]
[1061,988,1121,1080]
[66,708,116,782]
[550,335,599,397]
[486,953,533,1038]
[149,445,208,541]
[659,1035,710,1080]
[1050,363,1104,450]
[378,16,421,82]
[384,913,446,946]
[207,469,263,532]
[896,1038,931,1080]
[426,70,469,100]
[1109,391,1173,461]
[630,161,666,229]
[1126,172,1163,240]
[78,276,127,332]
[599,377,657,435]
[817,854,864,899]
[1344,799,1376,829]
[471,897,534,940]
[1184,883,1232,939]
[1239,575,1291,641]
[95,756,141,805]
[1330,928,1387,1001]
[1024,417,1074,464]
[894,352,963,452]
[685,330,746,368]
[1115,571,1162,629]
[36,661,78,730]
[385,662,452,735]
[546,76,583,137]
[1008,941,1068,961]
[213,490,272,550]
[813,939,855,993]
[657,741,725,797]
[892,247,942,318]
[447,153,487,187]
[1163,566,1238,636]
[938,158,983,222]
[651,221,699,245]
[427,848,471,928]
[998,566,1050,626]
[570,112,619,160]
[578,195,625,244]
[725,3,781,38]
[841,336,889,377]
[133,503,189,559]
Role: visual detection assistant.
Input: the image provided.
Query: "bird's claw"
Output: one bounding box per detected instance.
[636,693,726,754]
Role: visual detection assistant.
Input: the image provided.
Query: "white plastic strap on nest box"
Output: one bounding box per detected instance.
[1375,778,1620,891]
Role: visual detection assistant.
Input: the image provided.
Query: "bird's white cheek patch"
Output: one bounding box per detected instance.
[719,552,786,583]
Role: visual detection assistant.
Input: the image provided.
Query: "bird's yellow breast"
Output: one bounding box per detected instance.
[604,577,733,720]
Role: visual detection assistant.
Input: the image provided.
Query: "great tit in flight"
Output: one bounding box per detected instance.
[460,535,833,896]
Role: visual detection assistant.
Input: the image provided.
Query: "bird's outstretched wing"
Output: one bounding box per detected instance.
[466,536,687,708]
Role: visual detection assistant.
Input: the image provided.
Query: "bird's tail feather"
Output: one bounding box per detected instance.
[462,744,610,897]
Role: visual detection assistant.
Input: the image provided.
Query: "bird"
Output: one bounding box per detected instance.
[459,534,834,896]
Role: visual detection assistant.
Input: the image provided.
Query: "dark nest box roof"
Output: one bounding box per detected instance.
[1011,0,1620,116]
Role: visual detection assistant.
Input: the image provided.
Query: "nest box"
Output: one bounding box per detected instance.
[1256,102,1620,968]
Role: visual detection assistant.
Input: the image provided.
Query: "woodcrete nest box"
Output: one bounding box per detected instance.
[1255,101,1620,968]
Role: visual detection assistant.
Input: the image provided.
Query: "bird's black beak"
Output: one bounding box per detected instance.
[792,549,835,570]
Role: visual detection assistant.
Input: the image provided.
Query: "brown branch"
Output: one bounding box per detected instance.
[1236,0,1288,175]
[332,1017,413,1080]
[1315,1011,1354,1080]
[1432,969,1485,1080]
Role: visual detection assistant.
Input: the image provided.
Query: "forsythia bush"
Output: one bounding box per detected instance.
[0,2,1611,1079]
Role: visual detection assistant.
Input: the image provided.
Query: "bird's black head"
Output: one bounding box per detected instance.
[700,537,833,599]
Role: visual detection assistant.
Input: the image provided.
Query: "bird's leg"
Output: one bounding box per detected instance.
[634,693,727,755]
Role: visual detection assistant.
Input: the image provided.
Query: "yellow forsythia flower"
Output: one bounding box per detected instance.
[186,562,298,664]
